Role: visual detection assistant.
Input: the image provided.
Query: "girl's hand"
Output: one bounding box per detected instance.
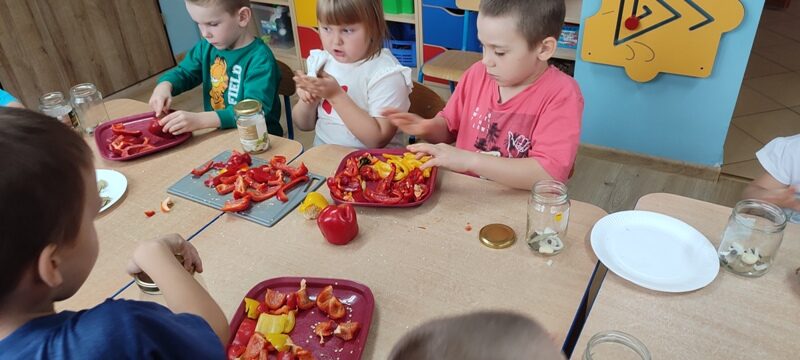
[407,143,475,174]
[296,87,320,105]
[127,233,204,276]
[159,111,219,135]
[383,108,431,136]
[149,82,173,117]
[293,70,345,100]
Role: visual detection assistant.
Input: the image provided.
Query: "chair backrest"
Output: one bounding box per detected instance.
[276,60,296,97]
[456,0,480,12]
[409,81,446,119]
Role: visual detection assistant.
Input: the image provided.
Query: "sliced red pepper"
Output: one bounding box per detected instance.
[274,162,308,179]
[359,165,381,181]
[364,188,403,204]
[191,160,214,177]
[248,167,274,183]
[246,187,277,202]
[276,176,308,202]
[334,321,361,341]
[144,210,156,218]
[215,183,235,195]
[233,176,248,199]
[242,333,266,359]
[285,292,297,310]
[316,286,334,309]
[268,305,290,315]
[121,144,155,157]
[111,123,143,137]
[221,196,251,212]
[277,351,294,360]
[265,289,286,310]
[295,349,314,360]
[219,174,238,185]
[375,163,396,194]
[228,318,256,360]
[314,320,337,340]
[295,281,315,310]
[269,155,287,168]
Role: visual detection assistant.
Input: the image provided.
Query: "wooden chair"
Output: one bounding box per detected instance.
[407,81,446,144]
[276,60,296,139]
[409,81,446,119]
[417,0,482,93]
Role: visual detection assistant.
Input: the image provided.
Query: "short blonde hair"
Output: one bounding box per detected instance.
[316,0,388,61]
[186,0,250,15]
[389,311,565,360]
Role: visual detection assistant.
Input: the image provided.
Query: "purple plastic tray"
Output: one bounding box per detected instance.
[329,148,438,208]
[228,277,374,359]
[94,111,191,161]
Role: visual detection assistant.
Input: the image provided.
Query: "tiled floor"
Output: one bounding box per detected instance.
[723,4,800,179]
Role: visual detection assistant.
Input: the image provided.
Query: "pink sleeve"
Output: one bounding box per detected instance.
[529,92,584,182]
[438,66,477,136]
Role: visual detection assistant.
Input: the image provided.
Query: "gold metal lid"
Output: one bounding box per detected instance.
[479,224,516,249]
[234,99,262,116]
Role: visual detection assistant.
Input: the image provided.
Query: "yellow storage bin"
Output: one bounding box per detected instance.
[295,0,317,27]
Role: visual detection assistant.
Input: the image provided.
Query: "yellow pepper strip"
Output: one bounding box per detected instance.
[373,161,393,178]
[255,313,287,336]
[388,159,409,181]
[382,153,402,161]
[244,297,261,319]
[298,192,329,220]
[265,333,291,351]
[423,167,432,178]
[284,311,296,333]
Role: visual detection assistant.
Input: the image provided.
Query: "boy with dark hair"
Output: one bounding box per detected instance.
[384,0,583,190]
[150,0,284,136]
[0,108,228,358]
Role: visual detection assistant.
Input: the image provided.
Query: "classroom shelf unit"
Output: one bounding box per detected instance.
[251,0,582,79]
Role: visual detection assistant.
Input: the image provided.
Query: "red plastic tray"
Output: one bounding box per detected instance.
[94,111,191,161]
[228,277,374,359]
[328,148,438,207]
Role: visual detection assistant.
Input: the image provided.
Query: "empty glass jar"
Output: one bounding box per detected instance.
[70,83,110,134]
[583,330,651,360]
[718,199,787,277]
[526,180,570,255]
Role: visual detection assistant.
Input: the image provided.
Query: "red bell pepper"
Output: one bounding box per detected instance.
[316,204,358,245]
[270,155,287,168]
[233,176,248,199]
[276,176,308,202]
[121,144,155,157]
[148,118,174,139]
[191,160,214,177]
[221,196,251,212]
[274,161,308,180]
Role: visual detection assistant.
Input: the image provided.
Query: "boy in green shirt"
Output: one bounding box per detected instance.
[149,0,283,136]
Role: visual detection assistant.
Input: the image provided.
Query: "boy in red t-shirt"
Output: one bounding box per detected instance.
[384,0,583,190]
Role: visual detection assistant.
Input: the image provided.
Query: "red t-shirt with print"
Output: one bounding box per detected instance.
[440,63,583,182]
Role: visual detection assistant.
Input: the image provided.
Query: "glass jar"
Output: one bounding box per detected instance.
[718,199,786,277]
[70,83,110,134]
[234,99,270,154]
[39,92,81,131]
[583,331,651,360]
[526,180,570,255]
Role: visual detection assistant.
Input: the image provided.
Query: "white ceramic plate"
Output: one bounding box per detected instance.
[96,169,127,213]
[591,210,719,292]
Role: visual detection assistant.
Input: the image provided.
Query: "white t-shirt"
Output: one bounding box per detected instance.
[756,134,800,187]
[305,49,412,148]
[756,134,800,222]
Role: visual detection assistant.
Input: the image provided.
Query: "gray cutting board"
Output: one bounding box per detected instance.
[168,150,324,227]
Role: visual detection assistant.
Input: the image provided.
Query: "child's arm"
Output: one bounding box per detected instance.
[295,71,398,148]
[127,234,229,346]
[408,143,552,190]
[150,43,205,116]
[382,109,456,144]
[743,172,800,211]
[291,87,321,131]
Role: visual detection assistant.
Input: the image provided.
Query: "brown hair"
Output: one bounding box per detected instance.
[316,0,389,61]
[388,311,565,360]
[186,0,250,14]
[480,0,565,48]
[0,108,92,300]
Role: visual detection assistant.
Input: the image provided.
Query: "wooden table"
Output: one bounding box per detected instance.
[118,144,608,357]
[57,99,303,311]
[572,193,800,359]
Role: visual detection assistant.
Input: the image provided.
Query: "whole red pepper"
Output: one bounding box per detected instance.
[316,204,359,245]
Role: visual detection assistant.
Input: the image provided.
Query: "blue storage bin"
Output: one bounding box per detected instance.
[386,22,417,67]
[422,5,480,51]
[422,0,457,7]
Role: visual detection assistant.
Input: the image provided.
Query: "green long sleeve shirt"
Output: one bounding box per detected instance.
[158,38,283,136]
